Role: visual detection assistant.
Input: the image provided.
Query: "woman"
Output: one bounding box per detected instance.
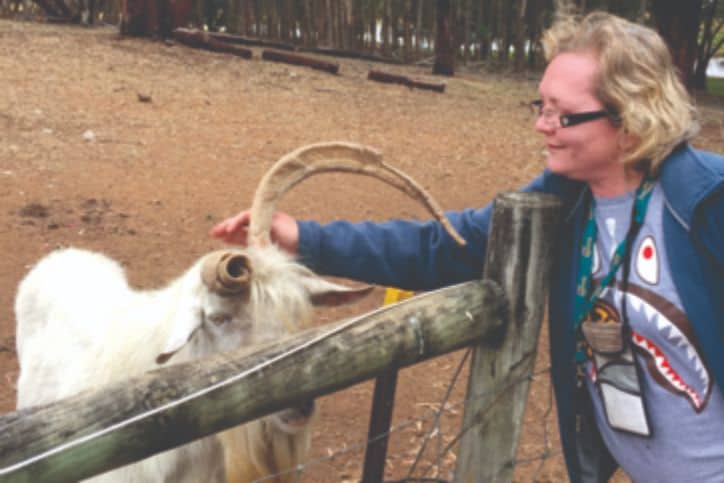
[213,12,724,482]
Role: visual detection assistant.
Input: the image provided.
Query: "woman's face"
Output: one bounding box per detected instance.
[536,52,625,186]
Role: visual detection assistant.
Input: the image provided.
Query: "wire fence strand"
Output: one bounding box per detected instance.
[251,364,559,483]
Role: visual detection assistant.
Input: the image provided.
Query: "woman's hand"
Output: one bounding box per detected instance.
[210,210,300,254]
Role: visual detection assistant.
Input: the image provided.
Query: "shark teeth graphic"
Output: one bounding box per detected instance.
[625,291,710,390]
[643,303,657,321]
[632,331,703,410]
[613,290,624,308]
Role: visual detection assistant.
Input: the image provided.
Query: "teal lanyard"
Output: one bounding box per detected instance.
[574,174,656,363]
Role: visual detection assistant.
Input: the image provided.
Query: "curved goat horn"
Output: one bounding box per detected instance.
[248,141,467,247]
[201,251,252,296]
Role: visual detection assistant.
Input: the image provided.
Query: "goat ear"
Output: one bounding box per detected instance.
[156,304,203,365]
[300,273,374,306]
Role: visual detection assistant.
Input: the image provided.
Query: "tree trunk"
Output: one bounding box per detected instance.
[462,0,471,64]
[499,0,512,65]
[368,0,377,53]
[235,0,246,34]
[252,0,260,35]
[325,0,333,46]
[479,0,491,61]
[403,0,412,62]
[120,0,192,37]
[302,0,311,46]
[391,0,400,56]
[277,0,289,42]
[353,0,364,51]
[341,0,349,50]
[433,0,454,75]
[265,1,274,38]
[651,0,703,88]
[415,0,423,57]
[513,0,527,70]
[382,0,391,56]
[490,0,500,62]
[638,0,648,21]
[693,0,723,90]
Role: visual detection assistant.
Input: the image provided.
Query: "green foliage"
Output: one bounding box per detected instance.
[707,76,724,96]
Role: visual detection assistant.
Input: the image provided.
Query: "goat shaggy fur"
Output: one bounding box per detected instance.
[15,246,366,482]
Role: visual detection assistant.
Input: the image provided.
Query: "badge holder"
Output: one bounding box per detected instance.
[582,320,652,437]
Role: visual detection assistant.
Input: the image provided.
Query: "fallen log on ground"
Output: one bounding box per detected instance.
[297,46,403,65]
[204,31,296,51]
[367,70,446,93]
[171,28,252,59]
[261,49,339,74]
[43,15,76,23]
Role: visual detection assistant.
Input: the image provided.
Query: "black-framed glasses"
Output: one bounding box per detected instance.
[530,99,618,128]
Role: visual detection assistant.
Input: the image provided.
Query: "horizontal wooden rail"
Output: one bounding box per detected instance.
[0,279,506,483]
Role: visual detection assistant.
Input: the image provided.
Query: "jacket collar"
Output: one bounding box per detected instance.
[557,144,723,229]
[659,143,724,231]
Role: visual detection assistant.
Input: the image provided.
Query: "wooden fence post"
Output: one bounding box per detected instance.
[454,192,561,483]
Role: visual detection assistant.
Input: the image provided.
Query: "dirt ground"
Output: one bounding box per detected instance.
[1,19,722,482]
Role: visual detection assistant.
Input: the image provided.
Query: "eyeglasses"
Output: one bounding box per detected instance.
[530,99,618,128]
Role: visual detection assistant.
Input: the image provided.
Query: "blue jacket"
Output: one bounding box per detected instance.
[297,144,724,482]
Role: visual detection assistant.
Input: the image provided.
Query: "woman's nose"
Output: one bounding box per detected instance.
[534,114,555,135]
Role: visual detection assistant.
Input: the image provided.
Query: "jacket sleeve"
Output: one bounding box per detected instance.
[296,173,553,291]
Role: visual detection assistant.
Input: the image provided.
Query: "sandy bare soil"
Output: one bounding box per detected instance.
[1,19,722,482]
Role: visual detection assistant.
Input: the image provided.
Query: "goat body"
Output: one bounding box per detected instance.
[15,246,367,482]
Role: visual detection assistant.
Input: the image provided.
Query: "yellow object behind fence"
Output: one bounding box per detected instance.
[382,287,415,306]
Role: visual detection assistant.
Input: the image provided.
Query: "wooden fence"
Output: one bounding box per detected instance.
[0,191,560,483]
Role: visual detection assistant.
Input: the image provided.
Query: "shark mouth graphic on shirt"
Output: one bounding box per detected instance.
[599,281,712,413]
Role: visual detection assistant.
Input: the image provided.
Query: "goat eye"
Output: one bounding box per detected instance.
[208,313,232,326]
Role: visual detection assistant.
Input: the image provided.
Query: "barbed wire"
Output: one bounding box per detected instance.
[415,366,554,481]
[405,347,472,479]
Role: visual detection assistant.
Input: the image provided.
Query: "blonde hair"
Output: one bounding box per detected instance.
[541,11,699,172]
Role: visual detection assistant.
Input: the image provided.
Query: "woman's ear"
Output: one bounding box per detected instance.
[618,128,639,153]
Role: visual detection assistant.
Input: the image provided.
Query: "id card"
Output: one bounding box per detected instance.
[591,347,651,437]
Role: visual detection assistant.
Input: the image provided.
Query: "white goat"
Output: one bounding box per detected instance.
[14,142,465,483]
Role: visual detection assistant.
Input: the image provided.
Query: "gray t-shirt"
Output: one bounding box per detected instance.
[583,183,724,482]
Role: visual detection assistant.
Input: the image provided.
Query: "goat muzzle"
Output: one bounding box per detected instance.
[275,399,316,432]
[201,251,252,296]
